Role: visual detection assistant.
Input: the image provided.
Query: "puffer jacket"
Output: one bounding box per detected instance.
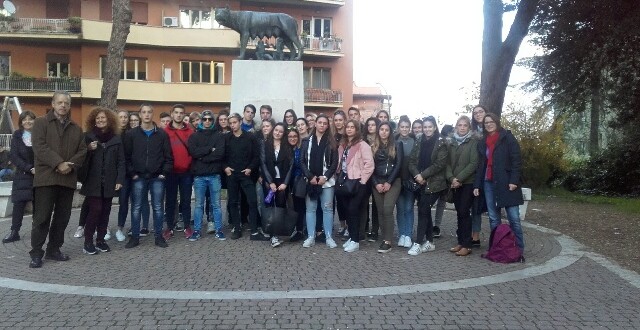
[372,140,403,185]
[9,130,34,202]
[408,135,448,194]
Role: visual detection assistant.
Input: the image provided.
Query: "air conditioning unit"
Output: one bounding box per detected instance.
[163,17,179,27]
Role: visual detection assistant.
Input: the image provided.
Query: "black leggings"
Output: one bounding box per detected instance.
[10,200,29,231]
[344,183,369,242]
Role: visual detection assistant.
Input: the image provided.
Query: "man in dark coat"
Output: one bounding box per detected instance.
[29,91,87,268]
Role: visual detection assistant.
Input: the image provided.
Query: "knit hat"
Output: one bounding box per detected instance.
[201,110,214,118]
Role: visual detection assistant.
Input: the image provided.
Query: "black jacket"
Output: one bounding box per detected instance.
[187,128,226,176]
[9,130,34,203]
[80,132,126,198]
[372,141,404,185]
[474,128,524,207]
[224,131,260,181]
[123,125,173,178]
[260,141,293,185]
[300,135,338,180]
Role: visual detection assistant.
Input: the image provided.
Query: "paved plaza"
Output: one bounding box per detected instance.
[0,203,638,329]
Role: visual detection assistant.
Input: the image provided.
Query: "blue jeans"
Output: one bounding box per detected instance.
[483,180,524,250]
[118,177,149,229]
[0,168,13,180]
[193,175,222,232]
[396,187,416,237]
[131,177,165,239]
[305,187,334,239]
[164,172,193,229]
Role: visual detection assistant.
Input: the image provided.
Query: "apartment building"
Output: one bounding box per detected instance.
[0,0,352,124]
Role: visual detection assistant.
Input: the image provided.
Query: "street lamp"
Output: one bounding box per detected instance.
[376,82,392,116]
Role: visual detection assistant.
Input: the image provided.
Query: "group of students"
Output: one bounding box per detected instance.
[2,96,525,262]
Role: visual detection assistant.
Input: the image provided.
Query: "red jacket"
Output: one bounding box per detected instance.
[165,124,193,173]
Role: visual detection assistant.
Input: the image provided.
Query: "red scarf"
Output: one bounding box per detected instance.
[485,132,499,181]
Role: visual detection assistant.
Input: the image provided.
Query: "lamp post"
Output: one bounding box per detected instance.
[376,82,392,116]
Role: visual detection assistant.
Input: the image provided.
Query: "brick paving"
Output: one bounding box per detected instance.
[0,203,638,329]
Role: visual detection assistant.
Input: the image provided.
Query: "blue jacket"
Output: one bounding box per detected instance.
[474,129,524,207]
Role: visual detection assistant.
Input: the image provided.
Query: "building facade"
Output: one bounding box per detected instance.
[0,0,352,123]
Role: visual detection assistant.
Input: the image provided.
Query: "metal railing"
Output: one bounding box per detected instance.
[302,36,342,52]
[0,134,11,149]
[0,18,75,34]
[246,35,343,53]
[305,88,342,104]
[0,77,81,92]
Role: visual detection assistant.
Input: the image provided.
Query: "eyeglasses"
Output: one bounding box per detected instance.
[484,120,496,124]
[202,117,214,122]
[288,135,299,139]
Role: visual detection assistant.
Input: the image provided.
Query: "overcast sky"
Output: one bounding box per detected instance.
[352,0,538,125]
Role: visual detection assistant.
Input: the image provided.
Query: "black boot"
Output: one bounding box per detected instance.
[2,230,20,243]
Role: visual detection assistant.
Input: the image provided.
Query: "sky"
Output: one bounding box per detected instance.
[352,0,538,125]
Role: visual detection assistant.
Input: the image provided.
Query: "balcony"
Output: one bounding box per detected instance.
[304,88,342,106]
[0,18,79,35]
[82,20,239,49]
[81,78,231,103]
[248,35,343,58]
[0,77,81,92]
[240,0,345,7]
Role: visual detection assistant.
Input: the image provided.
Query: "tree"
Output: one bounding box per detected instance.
[526,0,640,156]
[480,0,540,117]
[98,0,132,110]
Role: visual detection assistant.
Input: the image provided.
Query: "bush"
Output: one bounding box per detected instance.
[562,127,640,196]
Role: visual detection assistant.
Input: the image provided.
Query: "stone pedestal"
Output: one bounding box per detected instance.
[230,60,304,123]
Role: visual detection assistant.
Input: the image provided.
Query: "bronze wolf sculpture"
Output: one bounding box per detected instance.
[215,8,303,60]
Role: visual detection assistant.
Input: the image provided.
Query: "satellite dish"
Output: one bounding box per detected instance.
[3,1,16,15]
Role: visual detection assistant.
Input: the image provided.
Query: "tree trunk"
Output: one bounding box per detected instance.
[98,0,132,111]
[480,0,539,117]
[589,75,601,157]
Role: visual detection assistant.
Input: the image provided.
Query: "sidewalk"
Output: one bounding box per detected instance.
[0,204,638,329]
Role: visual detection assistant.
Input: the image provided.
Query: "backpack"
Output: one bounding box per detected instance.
[482,224,525,263]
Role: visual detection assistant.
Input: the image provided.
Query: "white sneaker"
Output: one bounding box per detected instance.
[342,238,352,248]
[271,236,282,248]
[104,229,111,241]
[397,235,406,247]
[326,237,337,248]
[207,222,215,234]
[408,243,422,256]
[73,226,84,238]
[344,241,359,252]
[115,229,126,242]
[302,237,315,248]
[421,241,436,252]
[403,236,413,248]
[343,229,350,237]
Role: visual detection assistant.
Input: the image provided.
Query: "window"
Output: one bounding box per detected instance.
[302,18,332,38]
[303,67,331,89]
[131,2,148,25]
[0,53,9,78]
[46,54,69,78]
[180,61,224,84]
[100,57,147,80]
[179,8,223,29]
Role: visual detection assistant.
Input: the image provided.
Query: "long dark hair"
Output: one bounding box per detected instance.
[372,121,396,158]
[312,114,336,150]
[215,109,230,133]
[341,119,363,147]
[267,122,292,163]
[422,116,440,139]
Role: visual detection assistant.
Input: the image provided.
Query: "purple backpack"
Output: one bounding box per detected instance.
[482,224,524,263]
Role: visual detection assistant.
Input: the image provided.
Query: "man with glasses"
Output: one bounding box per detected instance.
[163,104,194,240]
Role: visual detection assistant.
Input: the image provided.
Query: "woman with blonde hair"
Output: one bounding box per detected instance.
[446,115,478,256]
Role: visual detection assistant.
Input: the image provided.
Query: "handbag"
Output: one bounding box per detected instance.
[402,178,421,192]
[262,199,298,236]
[445,188,455,203]
[293,175,307,198]
[335,173,358,196]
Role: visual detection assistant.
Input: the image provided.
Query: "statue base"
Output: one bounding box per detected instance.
[230,60,304,122]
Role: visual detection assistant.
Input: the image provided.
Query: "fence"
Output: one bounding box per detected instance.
[0,77,81,92]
